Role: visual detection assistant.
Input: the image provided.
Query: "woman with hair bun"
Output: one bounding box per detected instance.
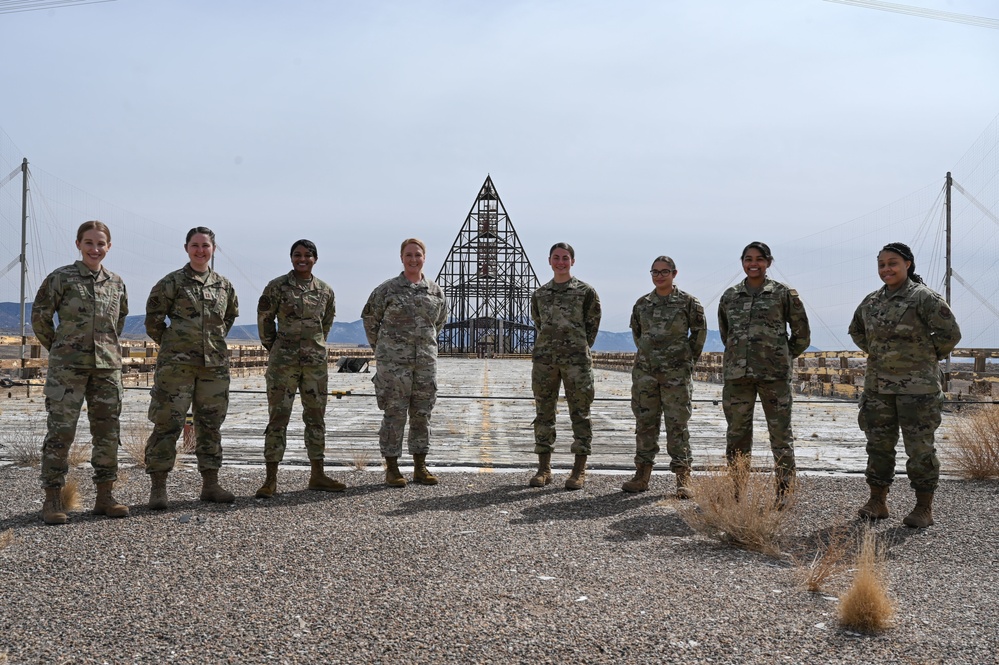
[32,221,129,524]
[624,255,706,498]
[255,239,345,498]
[361,238,448,487]
[144,226,239,509]
[849,242,961,528]
[718,241,810,508]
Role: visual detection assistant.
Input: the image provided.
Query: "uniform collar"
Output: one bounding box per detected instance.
[880,278,917,300]
[735,277,774,295]
[396,271,428,289]
[183,263,217,284]
[285,270,315,289]
[73,260,110,282]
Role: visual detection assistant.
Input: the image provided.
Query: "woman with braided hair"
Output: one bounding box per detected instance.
[849,242,961,528]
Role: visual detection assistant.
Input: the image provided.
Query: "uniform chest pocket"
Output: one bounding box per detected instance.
[202,286,228,317]
[301,292,325,318]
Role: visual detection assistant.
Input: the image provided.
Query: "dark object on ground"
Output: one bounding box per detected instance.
[336,357,369,373]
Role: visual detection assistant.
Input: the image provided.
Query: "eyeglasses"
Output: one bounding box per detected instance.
[650,269,675,277]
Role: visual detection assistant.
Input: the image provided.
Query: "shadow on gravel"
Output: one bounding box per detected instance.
[383,483,543,516]
[509,490,660,525]
[604,512,695,541]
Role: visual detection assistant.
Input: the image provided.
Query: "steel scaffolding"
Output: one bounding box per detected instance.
[436,175,540,355]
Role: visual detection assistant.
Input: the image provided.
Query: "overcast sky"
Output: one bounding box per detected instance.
[2,0,998,345]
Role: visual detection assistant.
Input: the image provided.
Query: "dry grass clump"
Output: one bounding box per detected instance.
[120,421,152,468]
[352,450,371,471]
[946,405,999,480]
[68,440,92,467]
[180,419,197,454]
[61,477,82,511]
[5,428,42,467]
[0,528,15,551]
[794,524,854,592]
[839,528,895,633]
[676,456,797,556]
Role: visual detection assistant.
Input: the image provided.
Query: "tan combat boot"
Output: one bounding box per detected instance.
[412,453,438,486]
[148,472,169,510]
[675,466,694,500]
[621,462,652,493]
[902,491,934,528]
[565,454,587,491]
[41,487,68,525]
[857,484,889,520]
[774,468,796,511]
[93,481,129,518]
[308,459,346,492]
[255,462,279,499]
[384,456,407,488]
[529,452,552,487]
[199,469,235,503]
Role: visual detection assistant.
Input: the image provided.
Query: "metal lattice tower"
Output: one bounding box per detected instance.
[436,176,540,355]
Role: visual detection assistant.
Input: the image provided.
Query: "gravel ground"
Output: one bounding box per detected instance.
[0,465,996,665]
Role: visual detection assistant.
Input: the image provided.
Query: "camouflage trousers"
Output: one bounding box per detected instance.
[372,360,437,458]
[40,366,122,488]
[264,361,329,463]
[631,368,693,470]
[532,356,594,455]
[146,363,230,473]
[859,391,941,492]
[722,378,796,472]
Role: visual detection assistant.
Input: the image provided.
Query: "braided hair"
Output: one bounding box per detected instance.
[879,242,924,284]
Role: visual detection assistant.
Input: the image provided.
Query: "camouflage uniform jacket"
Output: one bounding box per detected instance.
[31,261,128,369]
[531,277,601,362]
[145,264,238,367]
[257,271,335,366]
[718,277,810,381]
[361,273,447,364]
[630,287,707,376]
[849,278,961,394]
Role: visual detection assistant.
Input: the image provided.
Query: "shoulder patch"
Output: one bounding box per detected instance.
[940,306,951,319]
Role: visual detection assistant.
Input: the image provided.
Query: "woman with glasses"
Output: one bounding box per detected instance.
[623,256,706,498]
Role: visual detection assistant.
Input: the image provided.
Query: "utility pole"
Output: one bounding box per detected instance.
[19,158,28,379]
[944,171,953,390]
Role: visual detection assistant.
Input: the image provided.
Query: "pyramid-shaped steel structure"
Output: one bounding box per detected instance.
[436,175,540,355]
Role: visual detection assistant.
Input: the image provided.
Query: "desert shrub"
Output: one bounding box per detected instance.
[839,528,895,633]
[120,420,152,468]
[4,427,42,467]
[676,456,798,556]
[352,450,371,471]
[794,524,854,593]
[946,405,999,480]
[68,440,92,467]
[61,477,81,511]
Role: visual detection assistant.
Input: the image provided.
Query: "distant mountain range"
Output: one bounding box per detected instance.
[2,302,723,352]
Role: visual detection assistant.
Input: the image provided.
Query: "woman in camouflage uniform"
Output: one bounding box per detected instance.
[361,238,448,487]
[144,227,239,509]
[718,241,810,507]
[623,256,706,498]
[255,239,345,498]
[32,221,129,524]
[849,242,961,528]
[528,242,602,490]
